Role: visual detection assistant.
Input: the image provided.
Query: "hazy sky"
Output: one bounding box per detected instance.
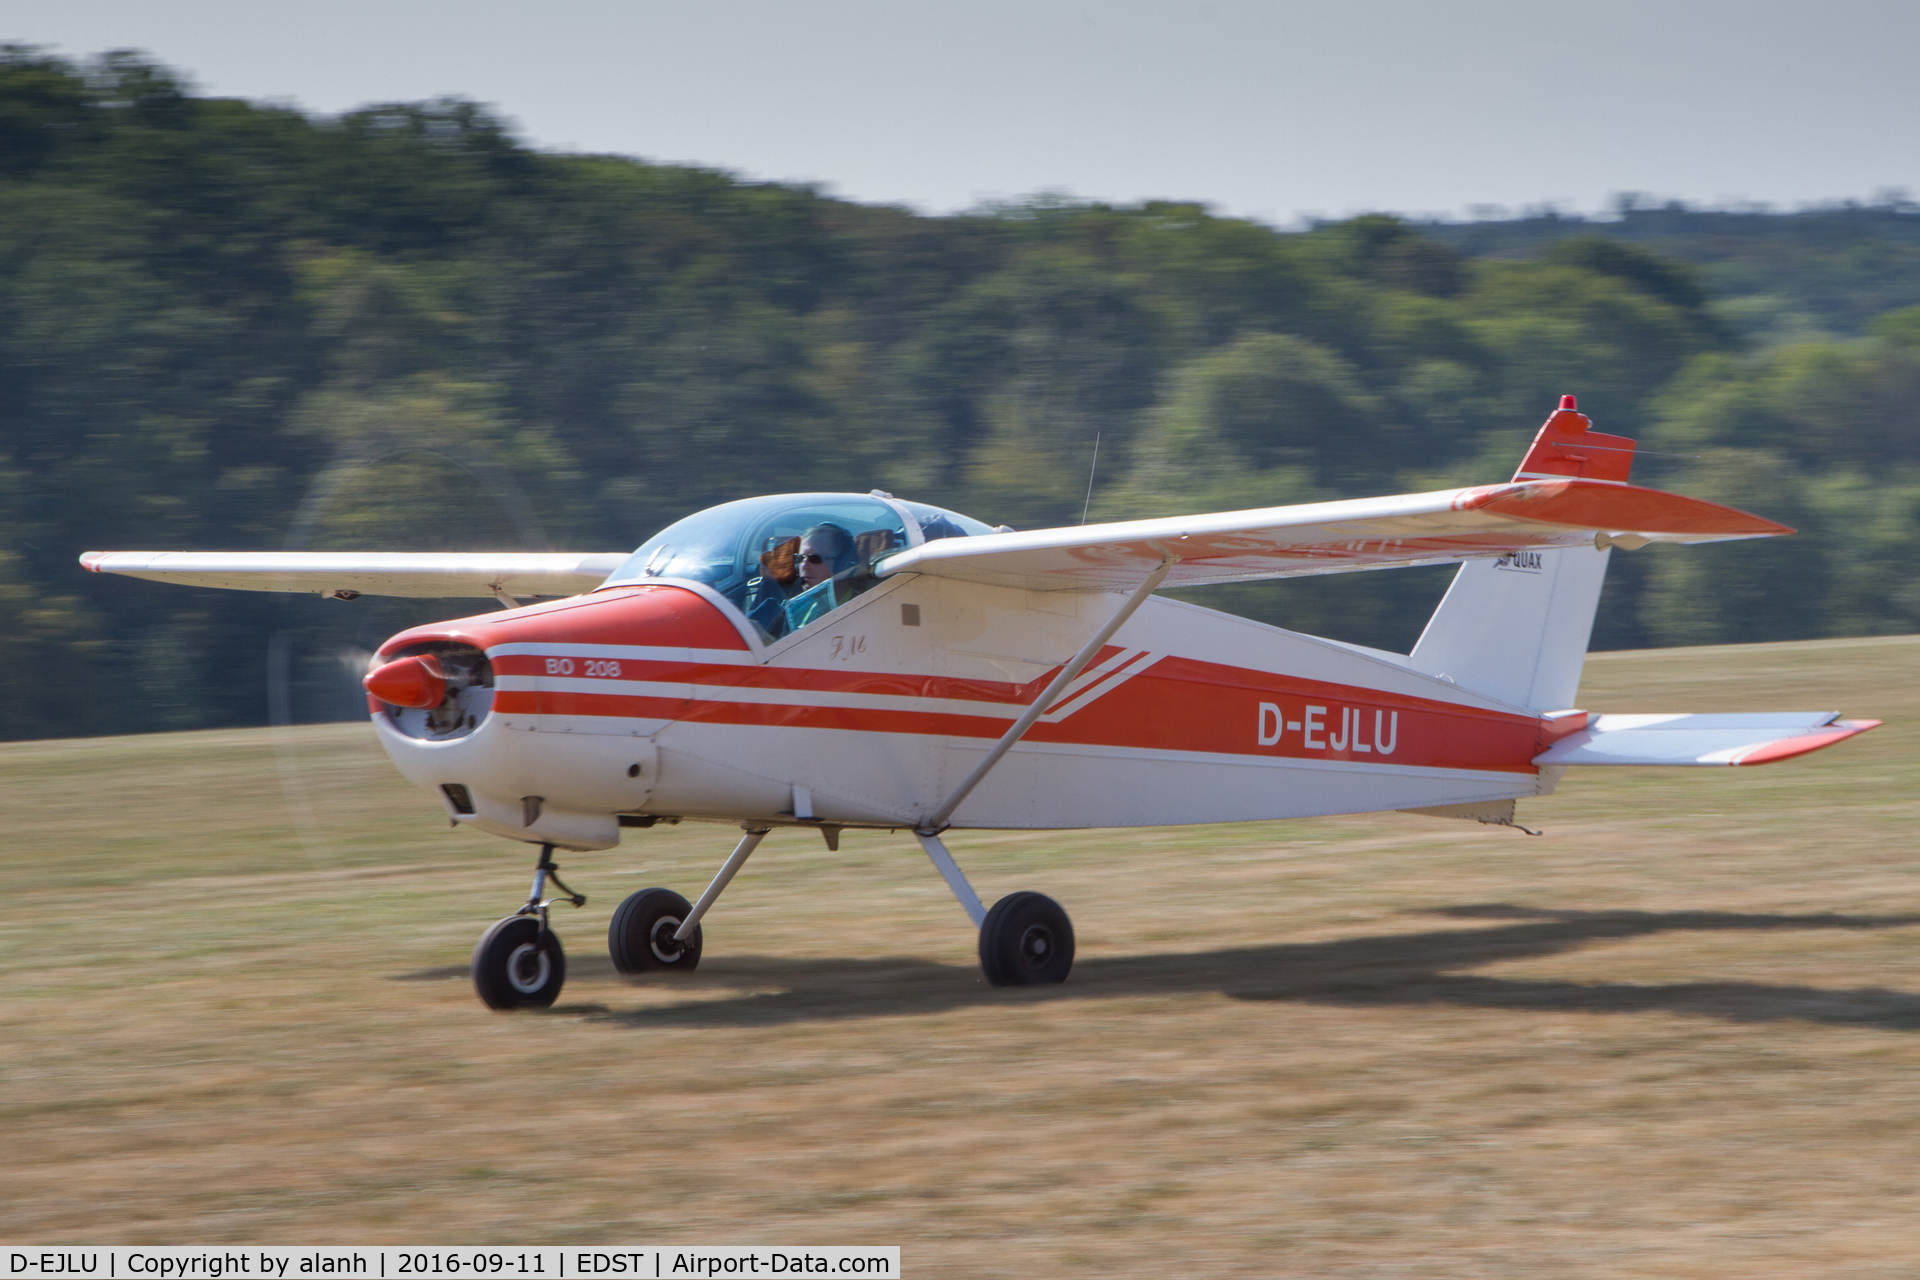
[10,0,1918,224]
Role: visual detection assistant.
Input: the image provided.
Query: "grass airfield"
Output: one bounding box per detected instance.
[3,635,1919,1277]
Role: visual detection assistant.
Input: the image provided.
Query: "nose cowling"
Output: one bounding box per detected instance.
[365,654,447,708]
[366,585,754,852]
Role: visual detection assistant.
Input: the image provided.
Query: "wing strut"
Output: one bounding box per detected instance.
[919,553,1176,833]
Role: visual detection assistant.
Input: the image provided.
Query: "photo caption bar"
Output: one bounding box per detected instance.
[6,1250,899,1280]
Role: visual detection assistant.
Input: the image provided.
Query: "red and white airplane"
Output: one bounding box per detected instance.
[83,397,1879,1008]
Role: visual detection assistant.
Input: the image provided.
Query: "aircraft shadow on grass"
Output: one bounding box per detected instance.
[396,906,1920,1031]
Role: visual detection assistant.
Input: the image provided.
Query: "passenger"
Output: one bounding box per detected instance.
[741,533,807,641]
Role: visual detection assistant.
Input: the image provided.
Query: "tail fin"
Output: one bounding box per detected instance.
[1409,397,1624,710]
[1409,543,1610,710]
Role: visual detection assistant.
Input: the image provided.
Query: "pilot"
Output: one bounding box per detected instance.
[798,524,855,589]
[785,523,860,631]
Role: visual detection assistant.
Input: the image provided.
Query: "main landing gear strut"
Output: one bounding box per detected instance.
[917,829,1074,985]
[608,824,769,976]
[472,843,584,1011]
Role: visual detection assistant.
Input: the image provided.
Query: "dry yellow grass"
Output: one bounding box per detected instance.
[2,635,1917,1277]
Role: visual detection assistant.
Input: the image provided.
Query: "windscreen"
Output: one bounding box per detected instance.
[898,500,998,542]
[604,493,915,639]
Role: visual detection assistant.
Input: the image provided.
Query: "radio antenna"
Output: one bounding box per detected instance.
[1080,431,1101,525]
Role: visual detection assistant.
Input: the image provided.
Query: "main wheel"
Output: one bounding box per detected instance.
[472,915,567,1010]
[608,887,704,974]
[978,891,1075,986]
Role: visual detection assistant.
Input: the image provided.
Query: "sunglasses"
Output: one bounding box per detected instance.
[798,552,826,565]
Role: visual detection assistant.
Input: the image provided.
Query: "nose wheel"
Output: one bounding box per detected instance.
[472,843,585,1011]
[472,915,567,1008]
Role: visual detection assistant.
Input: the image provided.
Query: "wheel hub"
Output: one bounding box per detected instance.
[1018,924,1054,969]
[506,941,551,994]
[649,917,687,963]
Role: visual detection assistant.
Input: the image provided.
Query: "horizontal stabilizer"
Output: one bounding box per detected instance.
[1534,713,1881,767]
[79,550,628,599]
[878,477,1790,592]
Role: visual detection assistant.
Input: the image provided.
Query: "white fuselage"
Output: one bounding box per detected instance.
[371,574,1557,851]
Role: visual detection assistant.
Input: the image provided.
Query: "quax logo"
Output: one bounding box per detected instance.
[1493,550,1545,572]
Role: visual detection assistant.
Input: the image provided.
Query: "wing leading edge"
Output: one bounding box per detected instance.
[78,551,629,599]
[876,477,1792,593]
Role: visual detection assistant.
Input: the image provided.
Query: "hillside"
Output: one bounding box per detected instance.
[3,48,1919,739]
[1428,198,1920,343]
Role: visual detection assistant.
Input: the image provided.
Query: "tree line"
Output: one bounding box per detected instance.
[3,48,1916,739]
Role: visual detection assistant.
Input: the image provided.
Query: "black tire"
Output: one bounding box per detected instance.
[978,891,1075,986]
[472,915,566,1010]
[608,887,704,974]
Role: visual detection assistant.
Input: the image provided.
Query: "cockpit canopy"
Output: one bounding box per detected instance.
[603,493,994,642]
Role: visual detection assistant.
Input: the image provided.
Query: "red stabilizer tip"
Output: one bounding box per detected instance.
[365,654,446,708]
[1733,723,1876,766]
[1559,394,1578,410]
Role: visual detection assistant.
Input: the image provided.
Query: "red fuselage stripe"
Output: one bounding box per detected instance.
[385,584,1545,775]
[500,650,1544,774]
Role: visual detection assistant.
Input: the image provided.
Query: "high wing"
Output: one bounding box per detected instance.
[78,551,629,600]
[876,477,1793,593]
[1535,713,1883,767]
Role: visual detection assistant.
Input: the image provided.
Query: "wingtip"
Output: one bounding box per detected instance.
[1476,478,1797,539]
[1732,719,1881,766]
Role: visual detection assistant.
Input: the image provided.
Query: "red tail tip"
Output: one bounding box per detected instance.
[1559,394,1578,410]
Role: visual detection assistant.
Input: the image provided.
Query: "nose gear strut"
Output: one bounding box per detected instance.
[472,843,586,1010]
[519,843,586,923]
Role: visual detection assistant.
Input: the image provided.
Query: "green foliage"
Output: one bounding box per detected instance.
[1628,327,1920,643]
[1543,235,1712,315]
[1,49,1914,739]
[1870,304,1920,348]
[1430,201,1920,344]
[1307,213,1467,299]
[1115,332,1387,516]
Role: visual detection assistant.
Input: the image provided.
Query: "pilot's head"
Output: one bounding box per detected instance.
[798,523,854,587]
